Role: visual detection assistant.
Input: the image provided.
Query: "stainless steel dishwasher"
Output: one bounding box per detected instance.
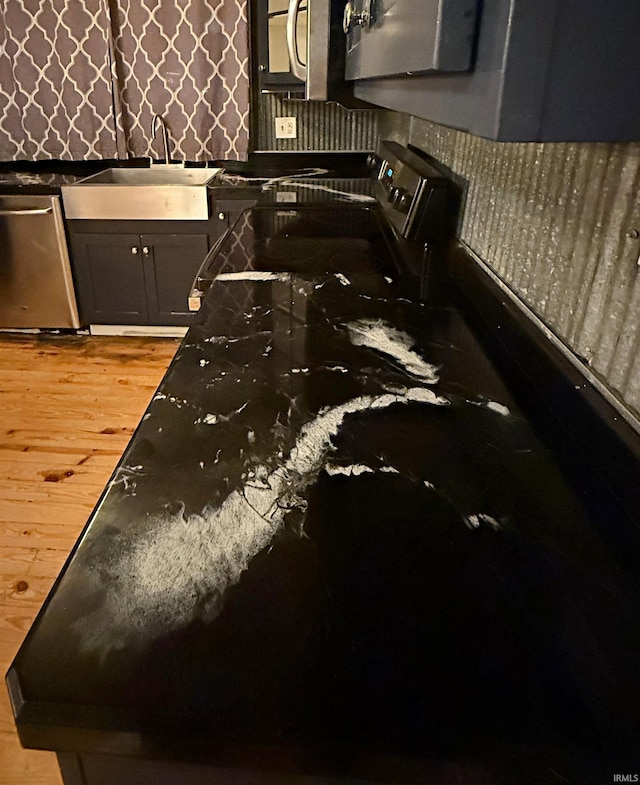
[0,194,80,329]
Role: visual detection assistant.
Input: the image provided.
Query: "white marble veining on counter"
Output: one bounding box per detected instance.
[11,271,640,779]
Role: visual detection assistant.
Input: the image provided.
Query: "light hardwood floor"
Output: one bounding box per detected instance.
[0,333,179,785]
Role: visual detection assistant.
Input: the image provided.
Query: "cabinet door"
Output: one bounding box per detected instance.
[70,233,149,324]
[142,234,209,326]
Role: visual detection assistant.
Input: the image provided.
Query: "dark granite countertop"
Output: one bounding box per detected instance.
[8,242,640,782]
[0,161,116,194]
[0,153,368,196]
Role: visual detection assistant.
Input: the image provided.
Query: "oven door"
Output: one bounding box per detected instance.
[286,0,350,102]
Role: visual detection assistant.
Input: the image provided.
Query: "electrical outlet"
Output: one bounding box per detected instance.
[275,117,297,139]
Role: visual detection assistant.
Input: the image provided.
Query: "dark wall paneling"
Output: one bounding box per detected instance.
[378,111,640,420]
[254,93,378,152]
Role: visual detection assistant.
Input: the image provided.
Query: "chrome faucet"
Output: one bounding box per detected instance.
[151,114,171,165]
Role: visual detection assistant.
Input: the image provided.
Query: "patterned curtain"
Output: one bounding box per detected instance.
[108,0,250,162]
[0,1,117,160]
[0,1,249,162]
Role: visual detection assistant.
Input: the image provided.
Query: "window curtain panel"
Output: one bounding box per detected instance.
[109,0,250,162]
[0,1,117,160]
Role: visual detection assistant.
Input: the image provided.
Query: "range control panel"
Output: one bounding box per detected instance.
[369,141,451,246]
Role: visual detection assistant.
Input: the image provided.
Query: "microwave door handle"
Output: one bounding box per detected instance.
[286,0,306,82]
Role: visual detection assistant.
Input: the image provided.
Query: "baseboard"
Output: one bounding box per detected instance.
[89,325,188,338]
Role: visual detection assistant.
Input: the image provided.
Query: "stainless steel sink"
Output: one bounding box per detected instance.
[61,166,222,221]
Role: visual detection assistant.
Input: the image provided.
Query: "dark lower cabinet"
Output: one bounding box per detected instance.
[56,752,364,785]
[71,233,150,324]
[57,752,288,785]
[70,231,209,326]
[142,233,208,325]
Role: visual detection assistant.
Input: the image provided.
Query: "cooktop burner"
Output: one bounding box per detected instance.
[259,237,322,264]
[206,206,400,280]
[329,251,386,273]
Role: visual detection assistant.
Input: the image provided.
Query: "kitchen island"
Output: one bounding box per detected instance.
[7,215,640,784]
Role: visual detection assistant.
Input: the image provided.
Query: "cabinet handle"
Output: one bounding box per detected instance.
[0,206,53,216]
[142,246,150,255]
[131,246,139,255]
[286,0,306,81]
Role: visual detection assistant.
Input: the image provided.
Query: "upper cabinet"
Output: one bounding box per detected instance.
[349,0,640,142]
[256,0,640,143]
[345,0,479,80]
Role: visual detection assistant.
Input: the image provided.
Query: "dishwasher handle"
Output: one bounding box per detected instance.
[0,206,53,216]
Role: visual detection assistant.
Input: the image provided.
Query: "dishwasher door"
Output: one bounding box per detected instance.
[0,194,80,329]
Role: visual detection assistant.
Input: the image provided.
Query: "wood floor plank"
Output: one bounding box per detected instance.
[0,407,157,430]
[0,600,42,636]
[0,499,100,527]
[0,449,119,467]
[0,545,36,572]
[0,391,162,417]
[0,337,178,373]
[0,333,177,785]
[26,548,70,580]
[0,570,58,606]
[0,524,86,549]
[0,368,167,389]
[0,434,134,456]
[21,370,166,387]
[0,462,119,486]
[0,479,117,507]
[0,730,62,785]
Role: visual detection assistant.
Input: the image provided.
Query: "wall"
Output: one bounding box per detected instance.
[253,93,377,152]
[379,111,640,420]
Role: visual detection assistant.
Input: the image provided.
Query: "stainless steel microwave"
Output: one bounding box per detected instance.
[284,0,478,102]
[285,0,351,102]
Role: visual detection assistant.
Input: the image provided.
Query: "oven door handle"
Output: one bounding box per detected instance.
[286,0,306,82]
[0,206,53,216]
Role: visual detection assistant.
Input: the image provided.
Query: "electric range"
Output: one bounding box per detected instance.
[194,141,452,301]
